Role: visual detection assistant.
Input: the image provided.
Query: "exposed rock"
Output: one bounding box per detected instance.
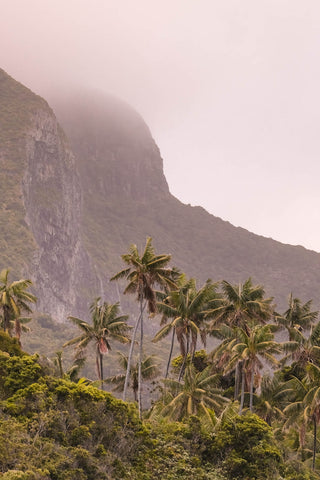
[0,68,96,321]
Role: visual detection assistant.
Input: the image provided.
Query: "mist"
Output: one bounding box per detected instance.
[2,0,320,250]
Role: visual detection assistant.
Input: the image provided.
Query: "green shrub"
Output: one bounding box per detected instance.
[209,413,282,479]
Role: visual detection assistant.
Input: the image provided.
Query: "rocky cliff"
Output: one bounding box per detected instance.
[0,69,96,321]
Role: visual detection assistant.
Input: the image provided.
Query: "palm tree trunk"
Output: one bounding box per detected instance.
[138,297,144,419]
[123,314,141,401]
[249,368,254,412]
[178,333,189,382]
[100,352,104,390]
[239,366,245,414]
[190,339,197,365]
[300,423,306,462]
[313,415,317,471]
[165,327,175,379]
[56,352,64,378]
[3,304,10,333]
[234,363,240,401]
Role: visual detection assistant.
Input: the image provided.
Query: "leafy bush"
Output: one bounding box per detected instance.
[208,413,282,479]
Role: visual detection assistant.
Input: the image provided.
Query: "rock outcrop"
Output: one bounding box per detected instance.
[0,69,96,321]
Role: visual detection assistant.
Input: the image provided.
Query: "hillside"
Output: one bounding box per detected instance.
[1,67,320,326]
[52,90,320,311]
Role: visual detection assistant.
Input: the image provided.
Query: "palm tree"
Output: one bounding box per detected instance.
[281,375,310,464]
[156,364,228,425]
[153,276,216,380]
[63,298,130,388]
[225,324,280,413]
[111,237,176,416]
[207,278,274,400]
[281,321,320,375]
[303,363,320,470]
[276,294,318,341]
[0,268,37,336]
[284,365,320,470]
[106,352,160,402]
[207,278,274,332]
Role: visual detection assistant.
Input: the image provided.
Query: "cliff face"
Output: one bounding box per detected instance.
[0,69,95,321]
[22,108,96,320]
[51,91,172,287]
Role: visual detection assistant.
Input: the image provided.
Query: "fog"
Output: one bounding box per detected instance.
[2,1,320,250]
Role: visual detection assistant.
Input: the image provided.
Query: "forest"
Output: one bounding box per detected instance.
[1,237,320,479]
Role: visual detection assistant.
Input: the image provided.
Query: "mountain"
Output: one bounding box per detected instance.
[51,90,320,311]
[1,68,320,324]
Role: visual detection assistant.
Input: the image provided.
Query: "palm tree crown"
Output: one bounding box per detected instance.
[157,364,228,425]
[0,268,37,337]
[276,294,318,341]
[111,237,176,313]
[64,298,130,388]
[207,278,274,332]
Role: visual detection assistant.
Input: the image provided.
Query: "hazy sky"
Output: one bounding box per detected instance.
[2,1,320,251]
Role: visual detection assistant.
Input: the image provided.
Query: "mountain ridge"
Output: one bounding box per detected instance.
[51,89,320,310]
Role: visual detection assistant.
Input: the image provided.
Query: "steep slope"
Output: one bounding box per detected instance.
[52,90,320,310]
[0,69,96,320]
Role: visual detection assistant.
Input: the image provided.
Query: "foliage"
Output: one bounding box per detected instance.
[0,268,36,336]
[64,298,130,386]
[154,364,227,426]
[106,352,160,401]
[0,330,24,356]
[209,413,282,479]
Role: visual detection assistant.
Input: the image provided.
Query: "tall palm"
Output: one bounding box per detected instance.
[63,298,130,388]
[207,278,274,400]
[0,268,37,336]
[111,237,176,416]
[276,294,318,341]
[106,352,160,402]
[153,277,216,380]
[225,324,280,413]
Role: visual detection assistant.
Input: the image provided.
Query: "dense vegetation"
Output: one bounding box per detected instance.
[2,239,320,480]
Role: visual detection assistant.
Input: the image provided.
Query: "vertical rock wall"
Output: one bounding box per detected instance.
[22,108,96,321]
